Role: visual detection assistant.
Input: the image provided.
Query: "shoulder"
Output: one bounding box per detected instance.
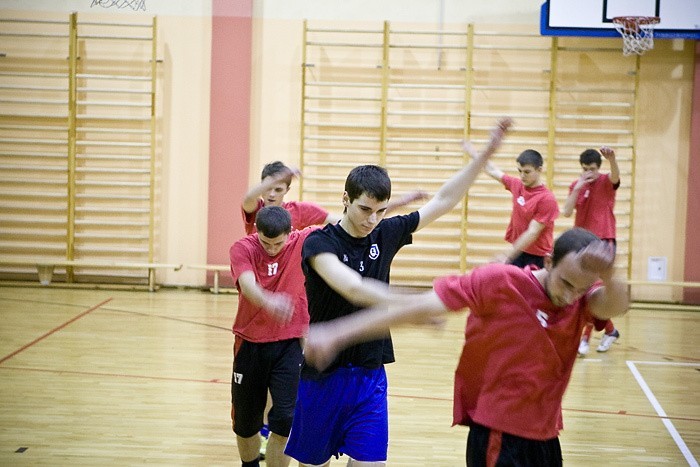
[303,224,340,251]
[536,186,558,204]
[603,173,621,189]
[380,211,420,231]
[434,263,526,310]
[502,174,518,187]
[291,225,321,241]
[231,233,260,258]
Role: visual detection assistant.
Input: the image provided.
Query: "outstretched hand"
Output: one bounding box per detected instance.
[266,166,301,185]
[401,190,430,204]
[599,146,615,161]
[462,117,513,160]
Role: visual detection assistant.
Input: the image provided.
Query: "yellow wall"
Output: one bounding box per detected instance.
[0,3,695,301]
[250,18,696,301]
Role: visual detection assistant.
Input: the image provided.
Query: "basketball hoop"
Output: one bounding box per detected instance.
[612,16,660,56]
[90,0,146,11]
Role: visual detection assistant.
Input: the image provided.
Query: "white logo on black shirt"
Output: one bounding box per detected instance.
[233,372,243,384]
[369,243,380,260]
[343,254,349,262]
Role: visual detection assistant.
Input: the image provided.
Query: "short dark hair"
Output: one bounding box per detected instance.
[255,206,292,238]
[579,149,602,167]
[344,165,391,203]
[261,161,292,186]
[516,149,543,168]
[551,227,601,266]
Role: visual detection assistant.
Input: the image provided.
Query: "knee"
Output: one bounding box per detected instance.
[267,413,293,438]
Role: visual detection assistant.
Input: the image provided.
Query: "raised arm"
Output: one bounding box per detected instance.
[237,271,294,323]
[600,146,620,185]
[241,166,300,214]
[416,117,512,231]
[578,241,629,320]
[303,290,449,371]
[462,140,505,182]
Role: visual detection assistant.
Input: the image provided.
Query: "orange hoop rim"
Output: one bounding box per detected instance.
[612,16,660,29]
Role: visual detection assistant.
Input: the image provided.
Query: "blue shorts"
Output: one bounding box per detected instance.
[284,365,389,465]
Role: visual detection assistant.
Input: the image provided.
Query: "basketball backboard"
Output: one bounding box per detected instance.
[541,0,700,39]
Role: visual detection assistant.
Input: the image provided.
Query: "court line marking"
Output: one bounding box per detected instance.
[0,297,113,365]
[626,360,699,467]
[0,365,227,385]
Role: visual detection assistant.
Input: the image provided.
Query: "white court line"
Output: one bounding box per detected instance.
[626,361,699,467]
[628,360,699,367]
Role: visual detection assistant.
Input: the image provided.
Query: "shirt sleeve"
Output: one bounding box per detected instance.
[296,201,330,228]
[433,267,487,314]
[301,228,336,272]
[606,173,621,190]
[229,237,256,284]
[241,200,263,235]
[501,174,517,193]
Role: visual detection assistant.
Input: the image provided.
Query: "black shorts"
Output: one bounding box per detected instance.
[466,423,562,467]
[510,252,545,269]
[231,337,303,438]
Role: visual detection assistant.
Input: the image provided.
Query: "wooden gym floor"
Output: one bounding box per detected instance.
[0,286,698,466]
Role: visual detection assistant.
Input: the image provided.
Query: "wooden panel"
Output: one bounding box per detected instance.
[0,13,160,286]
[300,22,638,287]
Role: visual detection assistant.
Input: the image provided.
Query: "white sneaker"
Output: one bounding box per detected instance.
[578,339,589,356]
[597,330,620,352]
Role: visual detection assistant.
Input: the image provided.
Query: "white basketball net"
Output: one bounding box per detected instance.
[90,0,146,11]
[612,16,659,56]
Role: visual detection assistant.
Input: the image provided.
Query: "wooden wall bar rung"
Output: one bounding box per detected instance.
[299,20,639,288]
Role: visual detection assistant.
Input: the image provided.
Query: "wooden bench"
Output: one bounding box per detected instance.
[188,264,232,294]
[627,280,700,288]
[0,258,182,292]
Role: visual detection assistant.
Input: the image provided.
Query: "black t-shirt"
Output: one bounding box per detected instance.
[301,211,420,378]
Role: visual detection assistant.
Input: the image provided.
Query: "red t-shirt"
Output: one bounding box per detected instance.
[501,175,559,256]
[229,227,316,342]
[242,199,329,235]
[569,173,618,240]
[434,263,597,440]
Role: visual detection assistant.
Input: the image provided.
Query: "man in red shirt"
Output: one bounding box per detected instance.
[230,206,317,467]
[242,161,427,236]
[302,228,629,466]
[241,161,335,235]
[562,147,621,355]
[464,145,559,269]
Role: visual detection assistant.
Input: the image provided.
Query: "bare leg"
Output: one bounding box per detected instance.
[265,432,292,467]
[237,434,261,463]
